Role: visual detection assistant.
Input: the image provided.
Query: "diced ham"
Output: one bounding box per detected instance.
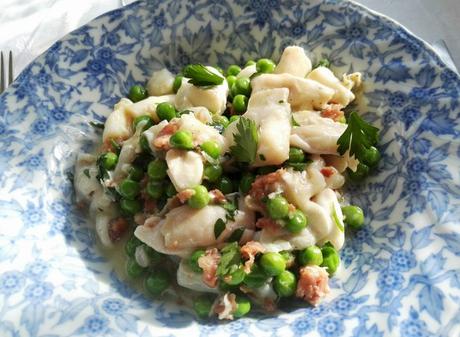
[108,217,129,242]
[321,104,344,122]
[240,241,266,273]
[213,292,238,320]
[296,265,330,306]
[320,167,335,178]
[153,122,179,150]
[249,171,283,201]
[177,189,195,203]
[255,217,280,233]
[143,198,157,213]
[198,248,221,288]
[209,189,226,204]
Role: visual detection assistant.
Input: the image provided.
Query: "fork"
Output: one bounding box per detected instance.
[0,51,13,94]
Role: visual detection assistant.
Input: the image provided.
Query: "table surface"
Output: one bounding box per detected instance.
[1,0,459,78]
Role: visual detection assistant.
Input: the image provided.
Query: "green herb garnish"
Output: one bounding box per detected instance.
[230,117,258,164]
[337,112,379,163]
[214,218,226,239]
[226,228,245,243]
[83,168,91,178]
[182,64,224,87]
[216,242,241,277]
[89,121,105,130]
[314,58,330,69]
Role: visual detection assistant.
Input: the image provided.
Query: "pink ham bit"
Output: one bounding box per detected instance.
[240,241,266,273]
[296,265,330,306]
[198,248,221,288]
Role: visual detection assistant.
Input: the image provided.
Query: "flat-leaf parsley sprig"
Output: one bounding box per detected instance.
[337,111,379,163]
[182,64,224,87]
[230,117,259,164]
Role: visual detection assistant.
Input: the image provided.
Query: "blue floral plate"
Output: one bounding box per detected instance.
[1,0,460,336]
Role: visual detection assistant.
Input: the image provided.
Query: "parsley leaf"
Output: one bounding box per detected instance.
[337,112,379,162]
[89,121,105,130]
[214,218,226,239]
[314,58,330,69]
[221,195,238,221]
[182,64,224,87]
[226,228,245,243]
[83,169,91,178]
[216,242,241,277]
[230,117,258,164]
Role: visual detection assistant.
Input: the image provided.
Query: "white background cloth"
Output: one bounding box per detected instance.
[1,0,459,78]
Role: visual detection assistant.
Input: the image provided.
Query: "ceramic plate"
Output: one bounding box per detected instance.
[1,0,460,336]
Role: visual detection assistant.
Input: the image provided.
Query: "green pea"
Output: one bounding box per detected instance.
[243,264,269,288]
[144,245,163,264]
[120,199,142,215]
[256,58,276,73]
[232,94,248,114]
[342,205,365,229]
[298,246,323,266]
[347,163,369,181]
[133,115,153,131]
[146,180,164,199]
[321,246,340,275]
[139,134,151,153]
[170,130,194,150]
[239,172,255,194]
[128,85,147,102]
[118,179,141,200]
[145,270,169,296]
[147,159,168,180]
[201,140,221,159]
[288,147,305,163]
[226,75,237,89]
[194,295,213,319]
[165,181,177,197]
[101,152,118,170]
[128,165,144,181]
[274,270,296,297]
[224,265,245,286]
[245,60,256,66]
[229,115,240,124]
[233,296,251,318]
[266,195,289,220]
[231,77,251,97]
[212,115,230,129]
[188,185,210,209]
[189,249,205,273]
[362,146,381,167]
[125,235,143,257]
[217,176,234,194]
[204,163,223,183]
[156,102,177,122]
[260,252,286,276]
[173,75,183,93]
[286,209,307,233]
[126,258,146,278]
[227,65,241,76]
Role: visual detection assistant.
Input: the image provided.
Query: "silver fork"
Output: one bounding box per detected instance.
[0,51,13,94]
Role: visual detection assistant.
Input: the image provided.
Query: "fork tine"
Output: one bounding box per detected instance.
[0,52,4,94]
[8,51,13,85]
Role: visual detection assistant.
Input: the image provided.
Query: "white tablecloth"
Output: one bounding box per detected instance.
[1,0,459,78]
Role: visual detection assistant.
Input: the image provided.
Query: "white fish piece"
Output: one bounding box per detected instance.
[323,152,359,173]
[147,68,175,96]
[125,94,175,122]
[74,153,100,204]
[166,149,204,191]
[312,188,345,250]
[274,46,312,77]
[102,98,133,144]
[237,64,257,79]
[224,88,291,166]
[342,72,362,90]
[177,260,219,294]
[251,73,334,111]
[186,106,213,124]
[90,189,118,247]
[110,121,145,184]
[175,67,228,114]
[290,112,347,155]
[307,67,355,106]
[177,113,225,149]
[258,228,317,253]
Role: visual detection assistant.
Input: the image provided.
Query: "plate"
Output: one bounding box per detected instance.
[1,0,460,336]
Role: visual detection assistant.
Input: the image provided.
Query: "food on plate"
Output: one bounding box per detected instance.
[74,46,379,320]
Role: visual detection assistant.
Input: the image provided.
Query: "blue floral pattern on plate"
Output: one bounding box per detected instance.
[0,0,459,336]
